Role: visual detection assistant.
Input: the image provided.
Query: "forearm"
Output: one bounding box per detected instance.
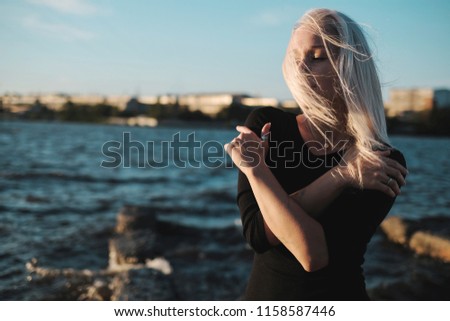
[290,166,348,218]
[246,164,328,272]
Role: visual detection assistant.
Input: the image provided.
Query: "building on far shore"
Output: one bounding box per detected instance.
[384,88,450,118]
[2,92,300,118]
[124,93,298,118]
[1,93,132,112]
[178,93,246,117]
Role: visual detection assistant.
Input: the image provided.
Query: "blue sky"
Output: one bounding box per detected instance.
[1,0,449,100]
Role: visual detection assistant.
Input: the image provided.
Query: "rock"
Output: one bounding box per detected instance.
[145,257,172,275]
[25,204,251,301]
[380,216,410,245]
[367,255,450,300]
[25,258,112,300]
[79,280,112,301]
[111,268,177,300]
[380,215,450,263]
[109,231,159,267]
[116,205,158,234]
[409,231,450,263]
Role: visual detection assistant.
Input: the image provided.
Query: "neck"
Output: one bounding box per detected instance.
[297,114,351,154]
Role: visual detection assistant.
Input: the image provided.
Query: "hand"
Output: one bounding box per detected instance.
[224,123,271,175]
[339,148,408,197]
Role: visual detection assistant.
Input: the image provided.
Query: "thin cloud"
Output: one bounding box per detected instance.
[23,15,95,41]
[27,0,98,15]
[250,6,300,28]
[252,12,283,27]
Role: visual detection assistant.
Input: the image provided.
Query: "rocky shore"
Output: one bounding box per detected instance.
[25,207,450,300]
[26,205,253,300]
[368,215,450,300]
[380,215,450,263]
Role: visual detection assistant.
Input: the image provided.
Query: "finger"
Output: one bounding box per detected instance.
[261,122,271,137]
[236,125,254,135]
[236,133,259,147]
[373,181,396,198]
[224,141,238,155]
[260,123,271,150]
[383,157,408,177]
[389,179,401,195]
[385,166,406,186]
[235,132,249,142]
[236,127,259,142]
[384,175,401,195]
[224,143,231,155]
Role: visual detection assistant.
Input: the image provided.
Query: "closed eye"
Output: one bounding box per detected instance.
[311,48,328,61]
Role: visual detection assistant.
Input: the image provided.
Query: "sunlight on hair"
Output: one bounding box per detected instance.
[283,8,391,187]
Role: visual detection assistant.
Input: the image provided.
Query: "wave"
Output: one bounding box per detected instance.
[0,171,169,185]
[193,189,236,203]
[13,204,114,216]
[368,257,450,300]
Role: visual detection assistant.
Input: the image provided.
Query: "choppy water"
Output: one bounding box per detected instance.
[0,120,449,300]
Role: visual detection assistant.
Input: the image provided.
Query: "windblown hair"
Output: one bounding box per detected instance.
[282,8,389,185]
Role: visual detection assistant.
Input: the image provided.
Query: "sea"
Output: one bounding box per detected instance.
[1,119,449,300]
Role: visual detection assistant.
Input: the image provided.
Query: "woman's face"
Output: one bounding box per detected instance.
[291,26,340,102]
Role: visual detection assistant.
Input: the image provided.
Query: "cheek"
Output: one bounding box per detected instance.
[315,73,336,91]
[309,62,334,78]
[313,73,339,99]
[318,64,337,84]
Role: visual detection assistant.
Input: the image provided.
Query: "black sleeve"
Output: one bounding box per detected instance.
[237,107,283,253]
[321,149,407,261]
[360,149,407,240]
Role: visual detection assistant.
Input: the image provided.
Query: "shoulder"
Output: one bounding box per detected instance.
[244,107,292,132]
[375,143,406,169]
[388,148,407,169]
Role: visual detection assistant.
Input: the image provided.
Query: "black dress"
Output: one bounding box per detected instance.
[237,107,406,300]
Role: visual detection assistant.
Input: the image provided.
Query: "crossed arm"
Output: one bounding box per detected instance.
[226,124,407,272]
[243,163,330,272]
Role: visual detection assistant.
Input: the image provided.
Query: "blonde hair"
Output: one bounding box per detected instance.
[282,8,389,186]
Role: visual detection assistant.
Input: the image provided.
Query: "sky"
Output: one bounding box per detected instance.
[1,0,449,101]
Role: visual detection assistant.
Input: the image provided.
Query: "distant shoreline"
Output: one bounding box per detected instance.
[2,115,450,137]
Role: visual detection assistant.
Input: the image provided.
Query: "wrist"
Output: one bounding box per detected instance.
[332,166,351,190]
[245,161,269,178]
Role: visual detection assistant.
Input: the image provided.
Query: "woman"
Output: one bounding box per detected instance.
[225,8,407,300]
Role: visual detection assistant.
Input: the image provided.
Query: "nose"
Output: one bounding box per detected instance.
[297,59,317,86]
[297,58,308,72]
[295,55,311,73]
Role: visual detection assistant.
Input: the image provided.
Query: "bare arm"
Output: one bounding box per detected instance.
[289,166,346,218]
[226,128,328,272]
[264,148,407,244]
[228,124,407,267]
[289,148,407,217]
[254,166,346,247]
[245,164,329,272]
